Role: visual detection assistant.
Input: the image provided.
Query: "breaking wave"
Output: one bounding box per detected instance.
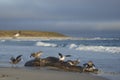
[0,40,6,42]
[69,37,120,40]
[35,41,120,53]
[36,41,57,47]
[69,44,120,54]
[32,39,120,54]
[69,44,78,49]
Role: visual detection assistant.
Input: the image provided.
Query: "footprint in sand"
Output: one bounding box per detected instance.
[0,74,9,78]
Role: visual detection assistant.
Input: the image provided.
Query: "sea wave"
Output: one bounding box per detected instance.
[0,40,6,42]
[69,37,120,41]
[36,41,57,47]
[69,44,78,49]
[69,44,120,53]
[87,37,120,40]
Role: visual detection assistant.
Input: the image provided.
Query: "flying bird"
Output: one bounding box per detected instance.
[10,55,22,67]
[58,53,71,61]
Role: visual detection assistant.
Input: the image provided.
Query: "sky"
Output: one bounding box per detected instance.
[0,0,120,34]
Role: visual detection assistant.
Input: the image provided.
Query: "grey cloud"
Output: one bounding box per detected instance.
[0,0,120,31]
[0,0,120,20]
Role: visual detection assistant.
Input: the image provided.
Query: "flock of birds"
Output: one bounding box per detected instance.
[10,51,80,67]
[10,31,96,72]
[10,31,80,67]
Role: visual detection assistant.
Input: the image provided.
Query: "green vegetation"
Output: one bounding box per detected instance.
[0,30,66,37]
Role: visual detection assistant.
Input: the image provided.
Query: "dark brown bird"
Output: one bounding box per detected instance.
[10,55,22,67]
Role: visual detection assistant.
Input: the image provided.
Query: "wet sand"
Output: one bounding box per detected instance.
[0,67,109,80]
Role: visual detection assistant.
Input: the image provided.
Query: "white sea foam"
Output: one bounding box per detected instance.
[87,37,120,40]
[68,37,120,40]
[0,40,6,42]
[75,45,120,54]
[36,41,57,47]
[69,44,78,49]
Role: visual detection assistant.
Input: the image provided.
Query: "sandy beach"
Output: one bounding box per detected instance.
[0,67,109,80]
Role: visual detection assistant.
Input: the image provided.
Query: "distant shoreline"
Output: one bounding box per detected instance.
[0,36,72,40]
[0,36,119,41]
[0,30,66,37]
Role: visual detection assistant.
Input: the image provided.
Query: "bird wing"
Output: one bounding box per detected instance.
[16,55,22,60]
[65,55,71,57]
[38,51,43,53]
[58,53,63,58]
[30,53,34,57]
[10,56,15,61]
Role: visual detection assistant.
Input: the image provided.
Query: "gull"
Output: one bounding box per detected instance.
[58,53,71,61]
[10,55,22,67]
[30,51,43,59]
[67,58,80,66]
[83,61,96,72]
[13,31,21,38]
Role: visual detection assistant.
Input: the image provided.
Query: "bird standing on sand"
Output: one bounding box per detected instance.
[10,55,22,67]
[58,53,71,61]
[30,51,43,59]
[83,61,96,72]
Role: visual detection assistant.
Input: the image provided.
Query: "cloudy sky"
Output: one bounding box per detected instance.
[0,0,120,33]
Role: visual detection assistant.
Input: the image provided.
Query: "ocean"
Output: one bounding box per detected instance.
[0,31,120,80]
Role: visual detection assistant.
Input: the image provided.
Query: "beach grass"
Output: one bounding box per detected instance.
[0,30,66,37]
